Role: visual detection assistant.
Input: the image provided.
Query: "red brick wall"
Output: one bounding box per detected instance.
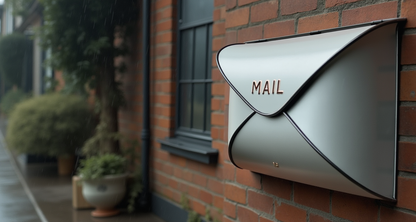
[119,0,416,221]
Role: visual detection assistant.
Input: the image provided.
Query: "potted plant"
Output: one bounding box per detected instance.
[77,153,128,217]
[6,93,92,175]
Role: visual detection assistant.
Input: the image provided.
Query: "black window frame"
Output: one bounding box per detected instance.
[159,0,218,164]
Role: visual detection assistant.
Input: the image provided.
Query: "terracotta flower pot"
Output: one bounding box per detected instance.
[57,155,75,176]
[82,174,127,217]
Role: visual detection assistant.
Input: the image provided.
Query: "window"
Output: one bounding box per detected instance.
[159,0,218,164]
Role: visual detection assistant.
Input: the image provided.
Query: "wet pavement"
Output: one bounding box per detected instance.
[0,118,164,222]
[0,135,41,222]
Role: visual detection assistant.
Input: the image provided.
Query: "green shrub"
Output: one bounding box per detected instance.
[0,89,28,115]
[77,153,126,180]
[6,93,92,156]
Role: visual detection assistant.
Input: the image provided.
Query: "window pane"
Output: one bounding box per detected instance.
[193,25,207,79]
[206,24,212,79]
[179,83,192,128]
[180,29,193,80]
[205,83,211,132]
[192,83,205,130]
[181,0,213,25]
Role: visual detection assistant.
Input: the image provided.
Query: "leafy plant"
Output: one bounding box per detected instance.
[6,93,92,156]
[181,194,201,222]
[35,0,138,153]
[77,153,126,180]
[0,89,28,115]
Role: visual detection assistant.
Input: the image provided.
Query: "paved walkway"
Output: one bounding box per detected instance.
[0,132,42,222]
[0,118,164,222]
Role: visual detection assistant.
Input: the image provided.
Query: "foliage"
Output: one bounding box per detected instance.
[6,93,93,156]
[37,0,137,94]
[0,89,28,115]
[81,119,121,157]
[0,33,30,87]
[181,194,201,222]
[36,0,138,154]
[4,0,35,17]
[78,153,126,180]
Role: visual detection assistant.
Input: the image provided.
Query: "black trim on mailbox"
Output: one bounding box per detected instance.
[283,112,395,201]
[216,18,407,117]
[227,111,256,169]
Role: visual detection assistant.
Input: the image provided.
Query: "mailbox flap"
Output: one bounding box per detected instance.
[217,25,375,116]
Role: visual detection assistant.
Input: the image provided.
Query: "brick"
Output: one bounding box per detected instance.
[399,106,416,136]
[155,172,169,185]
[223,162,236,180]
[190,199,206,215]
[155,7,173,21]
[238,25,263,43]
[251,1,279,23]
[212,82,225,96]
[236,169,261,189]
[213,22,226,36]
[223,217,235,222]
[213,37,225,51]
[155,19,174,32]
[309,214,332,222]
[298,12,339,34]
[210,208,223,222]
[264,20,295,38]
[155,32,174,44]
[214,8,222,21]
[162,163,174,175]
[398,142,416,173]
[226,0,236,10]
[237,206,258,222]
[402,35,416,65]
[332,191,378,222]
[188,186,199,198]
[275,202,306,222]
[193,174,208,187]
[224,200,237,218]
[293,183,330,212]
[208,179,224,194]
[263,175,292,200]
[239,0,257,6]
[225,8,249,28]
[341,2,398,26]
[224,183,246,204]
[212,113,225,126]
[281,0,317,15]
[248,190,274,214]
[401,0,416,28]
[259,217,274,222]
[401,71,416,101]
[397,177,416,211]
[213,195,224,209]
[155,0,173,10]
[215,0,225,7]
[200,164,217,177]
[199,190,213,204]
[326,0,360,8]
[380,206,416,222]
[225,30,237,45]
[183,170,193,182]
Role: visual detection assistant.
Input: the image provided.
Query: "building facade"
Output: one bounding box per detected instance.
[121,0,416,221]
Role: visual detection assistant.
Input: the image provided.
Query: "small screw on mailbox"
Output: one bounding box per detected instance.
[273,162,279,167]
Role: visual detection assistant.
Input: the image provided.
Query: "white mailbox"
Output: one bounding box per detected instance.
[217,18,406,200]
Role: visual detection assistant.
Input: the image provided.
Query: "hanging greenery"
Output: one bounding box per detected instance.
[35,0,138,153]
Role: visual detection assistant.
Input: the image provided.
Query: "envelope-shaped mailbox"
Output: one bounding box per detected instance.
[217,18,406,200]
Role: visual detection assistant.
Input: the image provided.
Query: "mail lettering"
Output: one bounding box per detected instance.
[252,79,283,95]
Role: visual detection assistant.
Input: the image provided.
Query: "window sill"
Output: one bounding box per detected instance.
[158,137,218,164]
